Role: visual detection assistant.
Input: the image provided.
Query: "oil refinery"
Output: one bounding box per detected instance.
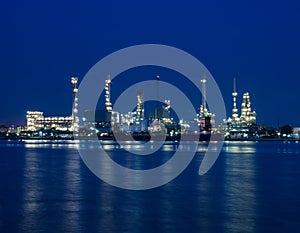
[1,74,298,141]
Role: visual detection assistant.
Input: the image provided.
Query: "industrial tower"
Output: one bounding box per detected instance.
[155,75,160,120]
[105,74,113,112]
[199,73,208,117]
[71,77,79,132]
[226,77,257,135]
[232,77,239,122]
[198,73,214,132]
[240,92,256,124]
[136,90,144,119]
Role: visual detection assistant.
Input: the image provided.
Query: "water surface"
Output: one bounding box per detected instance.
[0,141,300,233]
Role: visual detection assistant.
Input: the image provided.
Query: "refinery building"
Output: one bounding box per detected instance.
[225,78,257,139]
[22,74,259,140]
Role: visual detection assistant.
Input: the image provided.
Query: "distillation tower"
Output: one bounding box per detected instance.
[136,90,144,120]
[240,92,256,125]
[226,77,257,137]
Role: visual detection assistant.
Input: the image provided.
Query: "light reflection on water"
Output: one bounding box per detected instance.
[82,141,200,152]
[223,147,257,233]
[62,151,82,232]
[19,144,84,232]
[223,141,257,154]
[1,141,300,232]
[277,142,300,154]
[21,150,43,232]
[2,140,78,149]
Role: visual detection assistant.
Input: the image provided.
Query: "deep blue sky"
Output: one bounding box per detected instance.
[1,0,300,126]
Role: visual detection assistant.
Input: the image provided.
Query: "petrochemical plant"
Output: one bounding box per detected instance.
[225,78,257,139]
[1,74,299,141]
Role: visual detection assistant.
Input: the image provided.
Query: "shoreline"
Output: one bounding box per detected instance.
[0,137,299,142]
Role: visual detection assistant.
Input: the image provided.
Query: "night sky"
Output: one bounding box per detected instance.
[1,0,300,127]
